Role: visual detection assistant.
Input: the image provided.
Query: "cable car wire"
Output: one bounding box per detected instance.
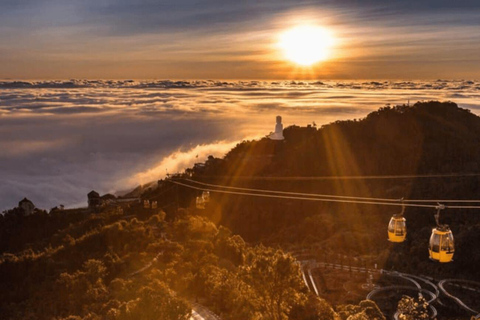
[199,172,480,181]
[185,179,401,202]
[183,178,480,205]
[171,179,480,209]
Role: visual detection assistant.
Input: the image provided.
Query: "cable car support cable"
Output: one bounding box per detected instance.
[171,180,441,208]
[175,179,480,209]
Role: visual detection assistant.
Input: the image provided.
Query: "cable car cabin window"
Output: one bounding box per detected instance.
[395,220,406,236]
[448,233,455,252]
[430,232,440,252]
[388,219,396,233]
[443,233,454,253]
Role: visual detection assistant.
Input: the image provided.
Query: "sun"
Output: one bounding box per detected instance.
[278,25,335,66]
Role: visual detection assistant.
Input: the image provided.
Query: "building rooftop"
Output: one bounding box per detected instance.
[88,190,100,198]
[19,197,33,205]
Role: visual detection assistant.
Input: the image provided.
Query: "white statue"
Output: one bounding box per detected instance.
[269,115,284,140]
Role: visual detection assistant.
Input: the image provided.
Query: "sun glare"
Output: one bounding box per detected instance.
[278,25,335,66]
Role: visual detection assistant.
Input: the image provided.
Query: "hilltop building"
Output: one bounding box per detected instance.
[18,197,35,215]
[49,205,65,213]
[101,193,116,205]
[88,190,102,210]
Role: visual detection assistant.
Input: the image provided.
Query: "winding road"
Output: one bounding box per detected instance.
[299,259,479,320]
[438,279,480,316]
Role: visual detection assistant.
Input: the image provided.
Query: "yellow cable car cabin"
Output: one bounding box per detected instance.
[388,216,407,243]
[196,196,205,210]
[429,226,454,263]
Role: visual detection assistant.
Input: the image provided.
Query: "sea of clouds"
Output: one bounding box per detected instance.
[1,79,479,211]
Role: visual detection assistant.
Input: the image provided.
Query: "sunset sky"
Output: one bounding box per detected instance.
[1,0,480,79]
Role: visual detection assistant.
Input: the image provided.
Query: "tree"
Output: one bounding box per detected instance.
[115,281,191,320]
[336,300,384,320]
[289,294,336,320]
[241,247,306,320]
[397,295,429,320]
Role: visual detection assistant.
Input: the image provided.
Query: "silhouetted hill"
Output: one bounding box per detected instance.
[212,101,480,178]
[161,101,480,285]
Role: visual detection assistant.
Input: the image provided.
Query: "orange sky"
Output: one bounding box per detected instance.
[1,1,480,79]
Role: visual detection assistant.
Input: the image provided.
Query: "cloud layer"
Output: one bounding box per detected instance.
[1,79,480,211]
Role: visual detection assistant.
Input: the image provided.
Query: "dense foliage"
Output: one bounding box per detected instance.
[1,201,382,319]
[181,101,480,283]
[397,295,429,320]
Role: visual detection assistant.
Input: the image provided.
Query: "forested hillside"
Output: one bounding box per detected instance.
[167,101,480,282]
[2,101,480,319]
[0,202,383,319]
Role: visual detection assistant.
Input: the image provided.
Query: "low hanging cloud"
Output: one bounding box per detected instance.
[130,141,240,186]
